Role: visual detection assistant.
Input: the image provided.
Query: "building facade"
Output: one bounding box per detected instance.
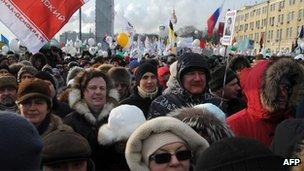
[234,0,304,53]
[95,0,114,43]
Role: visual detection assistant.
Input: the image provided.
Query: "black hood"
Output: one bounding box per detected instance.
[177,53,210,88]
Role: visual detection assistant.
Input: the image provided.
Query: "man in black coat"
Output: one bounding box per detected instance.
[148,53,210,118]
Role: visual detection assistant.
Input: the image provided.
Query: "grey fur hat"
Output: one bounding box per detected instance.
[17,65,38,82]
[167,105,233,144]
[108,67,131,86]
[66,66,84,84]
[125,116,209,171]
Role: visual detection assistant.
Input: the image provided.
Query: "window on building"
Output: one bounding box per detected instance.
[256,20,261,29]
[245,13,249,20]
[291,11,295,20]
[256,8,261,15]
[290,27,293,38]
[255,33,259,41]
[245,24,248,31]
[250,22,254,29]
[286,28,289,38]
[249,34,253,39]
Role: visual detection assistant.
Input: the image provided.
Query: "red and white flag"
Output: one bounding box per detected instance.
[0,0,89,53]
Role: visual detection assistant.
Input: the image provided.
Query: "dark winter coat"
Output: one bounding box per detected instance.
[205,91,246,117]
[63,87,119,170]
[120,87,162,118]
[52,98,74,118]
[227,59,304,147]
[38,114,72,138]
[148,53,210,118]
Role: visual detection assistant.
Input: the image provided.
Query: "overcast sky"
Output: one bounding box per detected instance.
[0,0,264,40]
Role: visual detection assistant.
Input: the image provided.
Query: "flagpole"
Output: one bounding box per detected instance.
[79,7,82,41]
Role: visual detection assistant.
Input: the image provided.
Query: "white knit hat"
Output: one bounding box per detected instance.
[98,105,146,145]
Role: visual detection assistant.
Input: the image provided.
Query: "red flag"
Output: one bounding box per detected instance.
[200,39,206,48]
[0,0,89,53]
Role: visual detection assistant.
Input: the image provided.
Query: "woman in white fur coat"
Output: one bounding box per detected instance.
[64,68,119,170]
[125,117,209,171]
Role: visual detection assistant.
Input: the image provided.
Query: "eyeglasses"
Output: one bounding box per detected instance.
[149,150,192,164]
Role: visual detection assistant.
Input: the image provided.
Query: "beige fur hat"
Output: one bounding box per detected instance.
[125,116,209,171]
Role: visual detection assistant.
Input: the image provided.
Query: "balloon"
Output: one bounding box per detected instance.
[192,39,200,47]
[102,51,108,58]
[192,47,201,54]
[219,47,226,56]
[109,42,117,50]
[213,48,219,56]
[230,46,237,52]
[105,36,113,45]
[116,51,124,59]
[97,43,102,48]
[89,47,97,55]
[300,40,304,50]
[177,40,186,48]
[117,32,129,48]
[1,45,9,55]
[88,38,95,47]
[123,38,132,50]
[61,47,67,53]
[9,38,19,52]
[69,47,77,57]
[74,39,82,48]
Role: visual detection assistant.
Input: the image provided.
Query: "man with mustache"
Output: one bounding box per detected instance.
[148,53,210,118]
[0,73,18,112]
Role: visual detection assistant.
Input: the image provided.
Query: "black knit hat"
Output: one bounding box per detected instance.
[135,63,157,85]
[35,71,57,89]
[194,137,288,171]
[42,129,91,165]
[209,65,238,91]
[0,112,43,170]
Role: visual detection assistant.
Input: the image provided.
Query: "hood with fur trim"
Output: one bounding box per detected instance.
[125,117,209,171]
[261,58,304,113]
[68,87,119,126]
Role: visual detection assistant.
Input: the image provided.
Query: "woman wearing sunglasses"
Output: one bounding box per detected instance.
[125,116,209,171]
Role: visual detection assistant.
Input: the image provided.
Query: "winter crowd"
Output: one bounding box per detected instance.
[1,46,304,171]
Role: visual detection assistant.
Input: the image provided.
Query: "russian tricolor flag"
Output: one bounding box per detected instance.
[207,5,223,37]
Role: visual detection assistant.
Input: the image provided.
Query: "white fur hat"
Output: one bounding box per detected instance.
[98,105,146,145]
[194,103,226,122]
[125,116,209,171]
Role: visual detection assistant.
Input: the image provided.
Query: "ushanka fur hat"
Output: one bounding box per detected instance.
[98,105,146,145]
[125,117,209,171]
[108,67,131,86]
[261,58,304,112]
[17,78,52,107]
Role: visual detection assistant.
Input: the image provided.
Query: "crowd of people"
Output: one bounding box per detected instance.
[0,45,304,171]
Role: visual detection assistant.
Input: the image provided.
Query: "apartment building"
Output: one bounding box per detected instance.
[234,0,304,53]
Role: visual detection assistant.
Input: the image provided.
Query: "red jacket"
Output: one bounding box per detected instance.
[227,60,291,147]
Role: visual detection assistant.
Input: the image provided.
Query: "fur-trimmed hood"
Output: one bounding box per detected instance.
[125,117,209,171]
[261,58,304,113]
[68,87,119,125]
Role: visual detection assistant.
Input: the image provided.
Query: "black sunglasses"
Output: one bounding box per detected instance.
[149,150,192,164]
